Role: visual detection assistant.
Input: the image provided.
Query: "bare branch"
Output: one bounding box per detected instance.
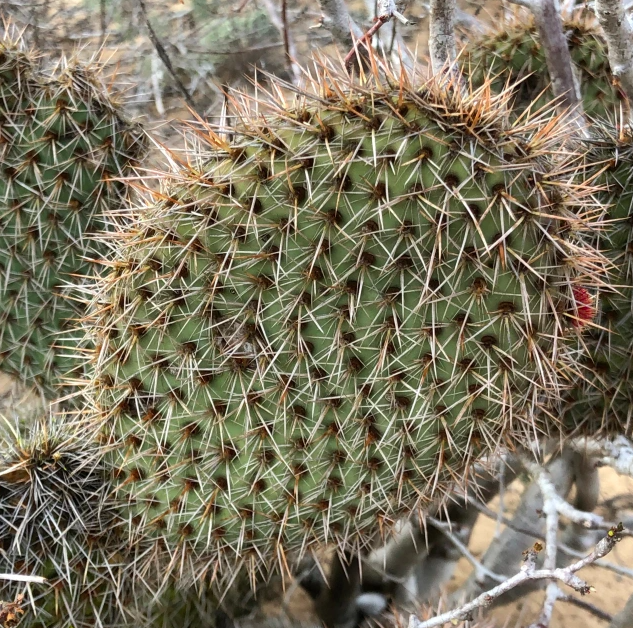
[528,458,561,628]
[260,0,302,84]
[427,517,506,584]
[319,0,365,48]
[572,436,633,478]
[558,592,613,622]
[281,0,292,74]
[559,544,633,578]
[534,0,586,130]
[409,526,624,628]
[595,0,633,109]
[429,0,457,74]
[456,451,576,604]
[136,0,197,112]
[467,496,633,578]
[526,460,614,530]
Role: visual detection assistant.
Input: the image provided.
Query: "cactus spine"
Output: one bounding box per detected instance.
[0,32,146,398]
[79,58,603,586]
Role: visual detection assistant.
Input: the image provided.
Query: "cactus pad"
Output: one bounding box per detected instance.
[0,33,146,397]
[0,410,129,628]
[81,59,603,584]
[564,124,633,436]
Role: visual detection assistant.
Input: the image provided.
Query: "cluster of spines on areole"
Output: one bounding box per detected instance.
[78,53,606,590]
[460,9,622,118]
[0,29,146,398]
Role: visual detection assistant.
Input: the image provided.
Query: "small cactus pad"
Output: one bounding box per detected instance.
[461,11,623,118]
[0,33,146,397]
[81,58,603,584]
[564,124,633,436]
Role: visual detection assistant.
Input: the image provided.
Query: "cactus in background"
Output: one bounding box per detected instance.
[461,11,623,118]
[563,123,633,436]
[0,31,146,398]
[78,56,603,587]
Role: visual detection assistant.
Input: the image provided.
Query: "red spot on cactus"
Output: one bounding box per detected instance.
[571,287,595,328]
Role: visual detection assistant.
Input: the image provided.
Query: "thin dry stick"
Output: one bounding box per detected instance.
[595,0,633,109]
[409,526,624,628]
[429,0,457,75]
[427,517,506,584]
[529,463,561,628]
[99,0,106,46]
[136,0,197,112]
[344,15,391,70]
[260,0,302,83]
[466,495,633,578]
[526,460,614,530]
[559,593,613,623]
[281,0,291,73]
[508,0,586,130]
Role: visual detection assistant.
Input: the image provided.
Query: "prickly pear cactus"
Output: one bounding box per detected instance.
[81,59,602,585]
[0,33,146,398]
[563,124,633,436]
[461,11,622,118]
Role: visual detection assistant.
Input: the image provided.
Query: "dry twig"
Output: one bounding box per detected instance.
[595,0,633,109]
[428,0,457,74]
[409,526,624,628]
[136,0,197,112]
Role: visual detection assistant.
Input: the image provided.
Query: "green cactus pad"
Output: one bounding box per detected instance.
[461,11,623,118]
[0,33,146,398]
[81,59,603,585]
[563,124,633,436]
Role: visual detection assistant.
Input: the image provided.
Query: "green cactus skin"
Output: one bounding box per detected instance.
[461,11,623,118]
[80,60,603,586]
[0,33,146,398]
[562,125,633,437]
